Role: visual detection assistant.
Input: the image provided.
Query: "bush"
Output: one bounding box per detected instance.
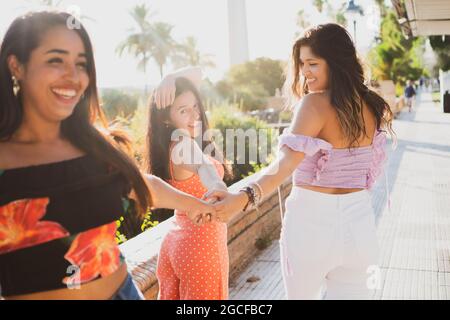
[209,103,276,185]
[215,57,286,111]
[115,199,159,245]
[395,82,404,97]
[127,102,150,165]
[279,110,293,123]
[101,88,140,121]
[111,103,163,243]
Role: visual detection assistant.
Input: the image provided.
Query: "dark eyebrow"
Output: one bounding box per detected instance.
[300,58,317,62]
[45,49,87,58]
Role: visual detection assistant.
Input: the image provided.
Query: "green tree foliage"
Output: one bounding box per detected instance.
[375,0,387,18]
[295,1,347,38]
[118,3,216,85]
[116,200,159,244]
[369,10,425,86]
[429,36,450,71]
[313,0,327,13]
[117,4,175,80]
[209,104,275,185]
[325,1,347,27]
[101,89,139,121]
[215,58,285,111]
[149,22,176,78]
[295,9,310,35]
[116,4,154,74]
[172,36,216,70]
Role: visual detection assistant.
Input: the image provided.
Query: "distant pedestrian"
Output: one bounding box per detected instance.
[404,80,416,113]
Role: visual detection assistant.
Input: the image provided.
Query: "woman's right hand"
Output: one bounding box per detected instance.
[152,67,202,109]
[152,74,175,109]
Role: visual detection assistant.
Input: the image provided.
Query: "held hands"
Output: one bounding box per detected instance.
[202,189,248,224]
[186,197,218,226]
[152,75,175,109]
[187,187,248,225]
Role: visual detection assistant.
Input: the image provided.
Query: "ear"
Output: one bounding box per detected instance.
[7,55,25,80]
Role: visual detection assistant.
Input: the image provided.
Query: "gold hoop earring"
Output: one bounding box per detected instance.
[12,76,20,96]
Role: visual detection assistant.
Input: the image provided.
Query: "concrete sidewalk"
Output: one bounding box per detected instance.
[229,92,450,300]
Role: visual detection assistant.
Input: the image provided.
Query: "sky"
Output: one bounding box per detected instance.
[0,0,383,88]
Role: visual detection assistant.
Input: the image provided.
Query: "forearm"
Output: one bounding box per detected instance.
[144,174,197,210]
[169,66,202,88]
[204,151,302,224]
[253,149,303,199]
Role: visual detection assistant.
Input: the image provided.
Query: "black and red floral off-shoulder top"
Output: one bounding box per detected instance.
[0,154,134,296]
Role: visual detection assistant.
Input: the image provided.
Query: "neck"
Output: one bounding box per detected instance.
[12,106,62,144]
[310,89,328,94]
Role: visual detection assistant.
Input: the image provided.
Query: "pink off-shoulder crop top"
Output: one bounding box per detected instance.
[278,128,387,189]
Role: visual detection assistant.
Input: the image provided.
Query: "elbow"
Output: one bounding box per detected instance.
[143,173,156,188]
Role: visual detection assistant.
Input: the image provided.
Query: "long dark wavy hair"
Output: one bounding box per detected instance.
[0,11,151,216]
[285,23,395,147]
[146,77,231,182]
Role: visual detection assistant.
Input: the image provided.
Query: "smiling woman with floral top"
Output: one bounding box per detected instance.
[0,11,215,300]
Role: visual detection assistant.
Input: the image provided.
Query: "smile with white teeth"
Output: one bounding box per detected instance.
[306,78,317,83]
[52,88,77,99]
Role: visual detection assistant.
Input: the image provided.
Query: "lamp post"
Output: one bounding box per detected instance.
[345,0,364,45]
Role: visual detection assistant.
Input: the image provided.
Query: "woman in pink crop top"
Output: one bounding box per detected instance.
[206,23,395,299]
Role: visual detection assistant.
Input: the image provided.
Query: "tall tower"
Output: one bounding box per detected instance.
[227,0,249,66]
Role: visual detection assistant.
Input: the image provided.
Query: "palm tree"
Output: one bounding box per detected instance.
[149,22,176,78]
[117,4,176,91]
[117,4,157,96]
[117,4,154,76]
[172,36,216,70]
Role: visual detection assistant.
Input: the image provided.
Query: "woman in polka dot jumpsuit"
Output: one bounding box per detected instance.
[147,68,230,300]
[156,155,228,299]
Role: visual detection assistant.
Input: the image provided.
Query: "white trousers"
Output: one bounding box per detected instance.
[279,186,380,300]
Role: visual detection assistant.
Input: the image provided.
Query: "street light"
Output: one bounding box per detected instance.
[345,0,364,45]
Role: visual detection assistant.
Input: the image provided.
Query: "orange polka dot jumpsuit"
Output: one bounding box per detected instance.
[156,156,229,300]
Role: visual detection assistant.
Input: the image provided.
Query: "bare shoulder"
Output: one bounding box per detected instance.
[290,92,330,137]
[293,92,330,123]
[297,92,332,116]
